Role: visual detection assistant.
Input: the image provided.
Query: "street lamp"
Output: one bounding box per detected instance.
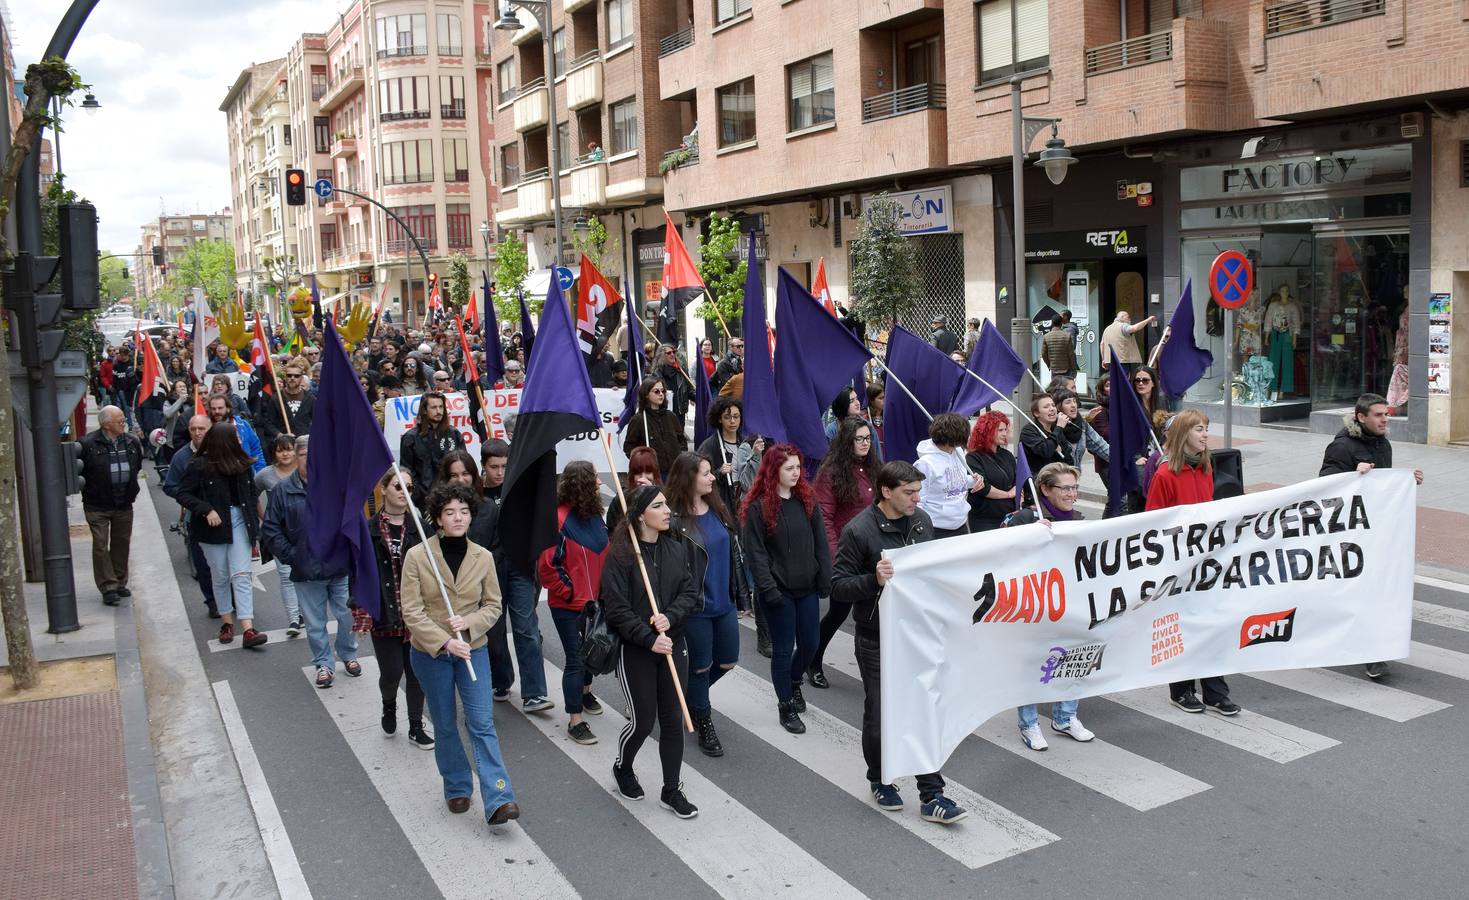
[495,0,566,273]
[79,91,100,114]
[479,220,492,273]
[1009,73,1077,420]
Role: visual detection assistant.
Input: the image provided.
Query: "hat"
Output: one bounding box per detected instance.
[611,360,629,373]
[931,313,947,325]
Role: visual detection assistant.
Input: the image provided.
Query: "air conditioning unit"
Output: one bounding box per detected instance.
[808,199,830,229]
[1400,112,1424,139]
[841,194,861,219]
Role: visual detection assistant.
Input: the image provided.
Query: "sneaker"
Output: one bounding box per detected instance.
[314,666,334,689]
[493,688,512,703]
[790,684,807,713]
[343,659,363,678]
[568,721,597,745]
[580,693,603,715]
[217,622,235,644]
[381,704,398,736]
[612,764,644,801]
[285,616,303,638]
[871,783,903,811]
[1171,691,1206,713]
[1019,722,1049,751]
[778,701,806,734]
[1365,661,1390,679]
[241,628,268,649]
[407,725,435,750]
[659,785,699,819]
[1051,718,1095,742]
[522,696,555,714]
[807,668,830,689]
[920,795,970,825]
[1204,697,1241,716]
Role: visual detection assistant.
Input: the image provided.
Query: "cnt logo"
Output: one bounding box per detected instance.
[1240,608,1296,648]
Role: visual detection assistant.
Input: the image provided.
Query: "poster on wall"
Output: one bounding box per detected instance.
[1428,293,1451,397]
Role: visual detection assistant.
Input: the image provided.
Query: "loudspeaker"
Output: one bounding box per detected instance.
[1213,448,1244,499]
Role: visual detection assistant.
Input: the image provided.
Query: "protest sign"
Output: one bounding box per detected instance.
[878,471,1416,782]
[383,392,482,463]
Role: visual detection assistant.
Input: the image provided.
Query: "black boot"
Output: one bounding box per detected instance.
[807,667,830,689]
[755,604,772,658]
[381,701,397,735]
[778,701,806,734]
[695,712,724,757]
[790,684,806,713]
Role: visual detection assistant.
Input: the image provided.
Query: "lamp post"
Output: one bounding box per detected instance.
[496,0,566,271]
[479,220,493,278]
[1009,73,1076,420]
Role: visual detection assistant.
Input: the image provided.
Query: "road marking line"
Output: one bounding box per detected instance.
[511,660,869,899]
[212,680,314,900]
[1415,601,1469,633]
[1416,575,1469,596]
[789,618,1211,810]
[209,619,334,653]
[1245,668,1451,722]
[1405,641,1469,681]
[306,661,576,897]
[1104,690,1340,763]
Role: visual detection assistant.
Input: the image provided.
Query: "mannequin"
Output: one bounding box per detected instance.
[1234,289,1264,358]
[1264,286,1301,397]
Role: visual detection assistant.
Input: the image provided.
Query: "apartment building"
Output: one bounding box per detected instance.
[223,1,501,327]
[221,57,288,306]
[580,0,1468,445]
[131,213,233,302]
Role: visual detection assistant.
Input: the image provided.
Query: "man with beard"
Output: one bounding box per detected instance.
[206,393,267,474]
[258,362,316,446]
[399,390,465,504]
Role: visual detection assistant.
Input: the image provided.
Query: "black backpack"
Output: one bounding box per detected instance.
[580,600,621,676]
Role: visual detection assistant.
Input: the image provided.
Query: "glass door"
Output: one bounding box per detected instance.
[1311,230,1408,405]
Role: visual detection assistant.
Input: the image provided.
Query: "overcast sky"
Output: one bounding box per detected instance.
[9,1,343,253]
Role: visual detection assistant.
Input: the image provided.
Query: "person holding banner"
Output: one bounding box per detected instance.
[915,413,986,539]
[1147,411,1241,716]
[400,392,466,506]
[401,482,520,827]
[601,485,702,819]
[965,411,1019,533]
[830,461,968,825]
[809,417,881,688]
[741,445,832,735]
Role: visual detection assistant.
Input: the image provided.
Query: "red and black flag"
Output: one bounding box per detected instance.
[577,254,622,354]
[657,211,706,345]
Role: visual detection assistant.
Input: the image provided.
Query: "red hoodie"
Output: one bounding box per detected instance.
[1146,461,1214,510]
[537,504,607,612]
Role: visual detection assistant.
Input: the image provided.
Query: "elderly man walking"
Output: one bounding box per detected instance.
[80,406,145,606]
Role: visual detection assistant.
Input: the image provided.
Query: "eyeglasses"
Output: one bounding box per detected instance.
[1050,484,1081,494]
[853,435,872,443]
[435,375,450,382]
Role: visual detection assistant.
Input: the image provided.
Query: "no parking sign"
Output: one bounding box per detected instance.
[1208,251,1253,309]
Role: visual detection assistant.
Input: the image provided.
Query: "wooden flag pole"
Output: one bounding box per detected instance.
[702,290,734,342]
[599,430,694,733]
[392,464,476,681]
[267,357,293,436]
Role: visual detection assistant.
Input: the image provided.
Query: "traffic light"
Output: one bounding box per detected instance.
[61,441,84,495]
[59,202,100,312]
[285,169,307,206]
[152,245,164,266]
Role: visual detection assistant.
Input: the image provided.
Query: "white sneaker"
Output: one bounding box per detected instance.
[1019,722,1048,751]
[1051,718,1095,742]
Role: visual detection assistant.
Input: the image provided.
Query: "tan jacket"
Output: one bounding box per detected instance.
[400,536,503,656]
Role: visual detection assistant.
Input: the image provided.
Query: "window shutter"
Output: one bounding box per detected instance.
[790,63,812,101]
[1015,0,1049,64]
[813,55,834,94]
[980,1,1014,71]
[718,0,735,23]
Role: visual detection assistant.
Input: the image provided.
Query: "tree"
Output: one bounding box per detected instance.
[164,239,236,308]
[492,231,531,324]
[694,212,745,334]
[99,255,130,304]
[570,214,615,273]
[447,253,471,315]
[848,193,920,331]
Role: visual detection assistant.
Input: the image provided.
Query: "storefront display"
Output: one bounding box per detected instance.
[1023,228,1148,382]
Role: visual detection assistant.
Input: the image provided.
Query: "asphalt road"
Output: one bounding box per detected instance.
[147,479,1469,900]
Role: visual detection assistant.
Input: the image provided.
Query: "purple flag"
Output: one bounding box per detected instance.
[304,319,394,618]
[518,289,536,360]
[693,342,713,450]
[880,326,965,463]
[740,239,785,445]
[1014,440,1034,511]
[616,290,646,431]
[772,267,874,461]
[1106,345,1154,516]
[482,271,505,387]
[1156,279,1213,398]
[951,319,1028,415]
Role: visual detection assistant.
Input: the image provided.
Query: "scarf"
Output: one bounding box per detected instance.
[1039,493,1079,521]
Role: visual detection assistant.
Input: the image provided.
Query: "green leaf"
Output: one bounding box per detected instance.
[848,193,920,331]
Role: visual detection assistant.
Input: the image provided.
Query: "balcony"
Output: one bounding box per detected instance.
[566,160,607,207]
[514,79,549,132]
[318,66,363,113]
[1085,30,1173,76]
[323,243,374,270]
[385,236,438,254]
[331,136,358,159]
[658,27,694,57]
[376,44,428,59]
[658,146,699,175]
[475,51,494,68]
[498,172,553,225]
[565,53,603,110]
[381,109,432,123]
[1265,0,1384,36]
[441,103,467,120]
[565,0,596,11]
[509,10,541,46]
[861,82,946,123]
[857,0,942,30]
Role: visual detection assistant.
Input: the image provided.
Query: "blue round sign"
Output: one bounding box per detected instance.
[313,178,334,200]
[555,266,575,291]
[1208,250,1253,309]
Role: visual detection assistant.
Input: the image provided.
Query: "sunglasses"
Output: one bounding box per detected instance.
[1134,377,1153,385]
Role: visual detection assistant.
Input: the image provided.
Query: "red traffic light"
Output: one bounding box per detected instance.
[284,168,307,206]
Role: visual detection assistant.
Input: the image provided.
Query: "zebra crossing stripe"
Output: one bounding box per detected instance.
[1414,600,1469,633]
[1245,668,1451,722]
[1403,641,1469,681]
[1415,574,1469,596]
[511,661,869,900]
[305,661,578,898]
[1104,690,1340,763]
[209,619,333,653]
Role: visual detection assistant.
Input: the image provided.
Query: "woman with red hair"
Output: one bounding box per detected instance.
[606,446,662,537]
[965,411,1020,533]
[741,444,831,735]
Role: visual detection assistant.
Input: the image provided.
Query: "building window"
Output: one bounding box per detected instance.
[384,139,435,184]
[376,14,428,57]
[607,0,633,48]
[557,121,571,168]
[552,29,566,79]
[321,223,338,254]
[311,68,329,101]
[440,76,466,118]
[501,143,521,184]
[446,203,472,249]
[976,0,1049,84]
[387,204,437,250]
[444,138,470,182]
[717,78,756,146]
[609,98,637,155]
[716,0,753,26]
[283,124,292,146]
[497,60,518,102]
[787,53,834,131]
[314,117,331,153]
[436,13,462,55]
[379,76,431,120]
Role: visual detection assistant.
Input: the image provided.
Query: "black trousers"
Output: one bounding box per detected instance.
[811,598,852,672]
[614,638,689,792]
[372,633,425,727]
[1170,676,1230,704]
[854,633,945,799]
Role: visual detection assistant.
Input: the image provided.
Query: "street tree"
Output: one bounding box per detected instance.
[848,193,920,332]
[493,231,531,323]
[447,253,471,315]
[99,255,130,304]
[165,239,235,308]
[695,212,745,336]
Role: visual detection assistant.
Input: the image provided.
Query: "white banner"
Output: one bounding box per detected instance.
[382,388,629,473]
[878,471,1416,782]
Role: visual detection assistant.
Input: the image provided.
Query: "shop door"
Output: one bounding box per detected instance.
[1311,231,1407,406]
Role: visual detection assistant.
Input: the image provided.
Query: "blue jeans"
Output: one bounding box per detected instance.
[1017,700,1079,730]
[295,576,357,670]
[499,567,547,700]
[684,609,740,716]
[275,560,300,620]
[549,606,593,714]
[761,591,820,703]
[411,645,515,813]
[199,507,253,620]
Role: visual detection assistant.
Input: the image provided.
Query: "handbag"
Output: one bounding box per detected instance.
[580,600,622,676]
